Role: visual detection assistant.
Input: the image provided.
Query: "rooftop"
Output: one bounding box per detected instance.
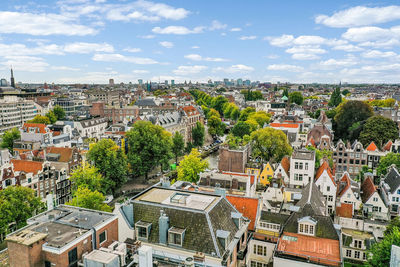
[292,149,315,160]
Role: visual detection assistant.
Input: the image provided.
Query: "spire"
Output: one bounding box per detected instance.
[10,67,15,88]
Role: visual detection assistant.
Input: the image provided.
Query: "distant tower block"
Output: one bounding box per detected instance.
[10,68,15,88]
[109,78,115,86]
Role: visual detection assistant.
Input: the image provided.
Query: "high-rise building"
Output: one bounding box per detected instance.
[165,80,168,85]
[10,68,15,88]
[109,78,114,86]
[244,79,251,86]
[138,79,143,85]
[237,78,243,86]
[0,96,37,134]
[223,78,229,86]
[0,78,7,87]
[171,80,175,86]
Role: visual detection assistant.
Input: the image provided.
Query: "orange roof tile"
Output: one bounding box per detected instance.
[337,173,351,197]
[307,136,316,147]
[226,195,259,231]
[270,123,299,128]
[182,106,199,116]
[366,141,378,152]
[315,161,336,186]
[361,177,377,203]
[11,160,43,175]
[22,123,47,134]
[336,203,353,218]
[281,156,290,174]
[277,232,341,266]
[46,147,73,162]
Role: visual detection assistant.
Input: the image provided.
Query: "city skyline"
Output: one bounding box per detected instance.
[1,0,400,84]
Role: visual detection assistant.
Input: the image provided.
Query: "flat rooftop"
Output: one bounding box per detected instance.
[342,228,373,239]
[84,250,118,264]
[134,187,219,211]
[292,149,315,160]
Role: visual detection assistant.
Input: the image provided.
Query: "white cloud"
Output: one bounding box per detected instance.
[332,44,363,52]
[209,20,227,30]
[152,26,204,35]
[362,50,397,58]
[267,64,304,72]
[316,5,400,28]
[92,53,158,64]
[184,54,228,62]
[138,35,155,39]
[342,26,400,43]
[124,47,142,53]
[291,53,320,60]
[132,70,149,74]
[159,41,174,48]
[239,35,257,40]
[173,65,207,75]
[266,34,294,47]
[318,57,358,67]
[266,54,280,59]
[64,42,114,53]
[191,46,200,49]
[0,43,64,56]
[230,27,242,32]
[51,66,80,71]
[213,64,254,73]
[286,45,326,55]
[135,0,190,20]
[0,11,97,36]
[1,55,49,72]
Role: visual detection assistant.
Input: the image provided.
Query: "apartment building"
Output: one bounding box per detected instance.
[289,149,315,188]
[0,96,37,134]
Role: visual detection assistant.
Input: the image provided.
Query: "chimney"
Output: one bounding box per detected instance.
[158,210,169,245]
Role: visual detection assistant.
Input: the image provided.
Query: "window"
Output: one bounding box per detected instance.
[299,163,303,170]
[328,195,333,202]
[99,230,107,245]
[346,249,352,257]
[255,245,267,256]
[398,189,400,195]
[295,162,299,169]
[354,251,360,259]
[305,163,308,170]
[168,227,185,246]
[298,222,315,236]
[135,221,151,240]
[363,252,367,260]
[373,197,378,202]
[45,261,52,267]
[327,186,330,192]
[354,240,362,249]
[68,247,78,267]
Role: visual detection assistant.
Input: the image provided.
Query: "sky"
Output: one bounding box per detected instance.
[2,0,400,84]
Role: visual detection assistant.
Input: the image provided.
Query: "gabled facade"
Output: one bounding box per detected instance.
[337,172,362,211]
[315,161,337,214]
[361,177,389,220]
[259,162,274,186]
[273,156,290,184]
[380,166,400,216]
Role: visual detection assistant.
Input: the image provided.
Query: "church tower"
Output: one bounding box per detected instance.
[10,68,15,88]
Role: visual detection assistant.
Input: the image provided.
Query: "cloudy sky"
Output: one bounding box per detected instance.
[1,0,400,84]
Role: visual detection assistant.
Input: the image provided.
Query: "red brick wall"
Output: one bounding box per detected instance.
[218,148,248,173]
[96,218,119,249]
[7,239,45,267]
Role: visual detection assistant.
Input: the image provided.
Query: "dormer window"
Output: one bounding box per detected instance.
[298,216,317,236]
[168,227,185,246]
[216,230,230,250]
[135,221,152,241]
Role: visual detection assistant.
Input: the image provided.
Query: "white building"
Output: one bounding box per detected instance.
[74,117,108,140]
[289,149,315,188]
[380,166,400,217]
[0,96,37,134]
[337,172,362,211]
[315,161,336,214]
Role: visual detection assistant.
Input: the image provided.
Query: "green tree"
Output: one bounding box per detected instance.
[207,108,220,119]
[223,103,238,119]
[0,186,45,237]
[126,121,172,179]
[1,128,20,152]
[289,91,304,105]
[230,106,240,121]
[385,217,400,235]
[67,186,112,212]
[377,153,400,177]
[306,146,333,169]
[341,89,350,96]
[367,226,400,267]
[251,128,292,162]
[239,107,256,121]
[334,100,373,141]
[53,105,66,120]
[177,149,209,182]
[207,116,226,137]
[192,121,205,147]
[87,139,128,194]
[211,96,228,115]
[69,164,105,193]
[329,87,342,107]
[247,111,271,128]
[282,88,289,97]
[232,121,252,138]
[172,132,185,164]
[359,115,399,148]
[45,110,57,124]
[28,115,50,124]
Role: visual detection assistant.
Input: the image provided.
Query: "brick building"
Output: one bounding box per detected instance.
[218,144,251,173]
[6,205,118,267]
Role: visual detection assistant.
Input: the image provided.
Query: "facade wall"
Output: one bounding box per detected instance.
[218,146,249,173]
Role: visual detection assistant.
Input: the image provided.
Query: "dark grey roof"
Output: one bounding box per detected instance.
[383,167,400,193]
[295,182,326,216]
[135,98,157,107]
[260,211,289,225]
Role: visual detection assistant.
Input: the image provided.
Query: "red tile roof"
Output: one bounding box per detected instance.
[366,141,378,152]
[226,195,259,231]
[182,106,199,116]
[270,123,299,128]
[11,160,43,175]
[383,140,393,151]
[315,161,336,186]
[361,177,377,203]
[281,156,290,175]
[277,232,341,266]
[46,147,73,162]
[22,123,47,134]
[336,203,353,218]
[337,173,351,197]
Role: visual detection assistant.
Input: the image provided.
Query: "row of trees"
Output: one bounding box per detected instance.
[241,89,263,101]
